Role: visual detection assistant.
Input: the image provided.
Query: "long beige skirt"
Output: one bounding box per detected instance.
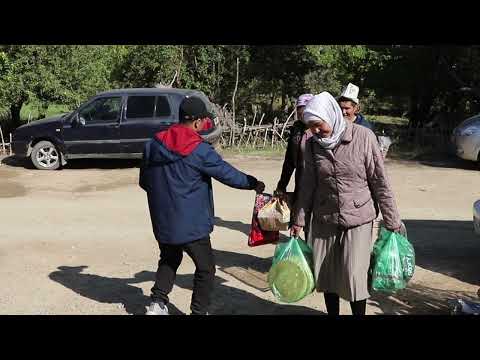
[307,221,374,302]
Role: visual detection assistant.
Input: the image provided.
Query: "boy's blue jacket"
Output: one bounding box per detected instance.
[139,125,257,245]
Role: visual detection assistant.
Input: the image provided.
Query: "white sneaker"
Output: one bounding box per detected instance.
[145,302,169,315]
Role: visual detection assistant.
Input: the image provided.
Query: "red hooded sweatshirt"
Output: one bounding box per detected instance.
[155,124,203,156]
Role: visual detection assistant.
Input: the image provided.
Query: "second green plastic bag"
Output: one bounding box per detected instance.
[370,226,415,293]
[268,237,315,303]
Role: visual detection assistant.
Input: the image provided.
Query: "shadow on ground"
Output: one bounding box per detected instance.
[214,217,251,237]
[63,159,141,170]
[213,218,480,314]
[1,155,35,169]
[370,283,479,315]
[48,219,480,315]
[49,264,325,315]
[48,265,183,315]
[404,220,480,287]
[1,155,140,170]
[366,218,480,314]
[414,152,478,171]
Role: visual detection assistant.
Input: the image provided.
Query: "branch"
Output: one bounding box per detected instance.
[232,57,239,124]
[169,70,178,87]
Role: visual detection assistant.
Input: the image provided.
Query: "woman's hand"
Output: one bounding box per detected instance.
[396,222,407,237]
[273,188,287,201]
[387,222,407,237]
[290,224,303,237]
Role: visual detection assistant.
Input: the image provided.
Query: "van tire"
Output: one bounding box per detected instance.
[31,141,61,170]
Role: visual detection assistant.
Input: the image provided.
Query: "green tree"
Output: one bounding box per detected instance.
[0,45,48,126]
[112,45,183,88]
[247,46,317,116]
[305,45,390,113]
[363,46,480,126]
[112,45,253,117]
[0,45,116,127]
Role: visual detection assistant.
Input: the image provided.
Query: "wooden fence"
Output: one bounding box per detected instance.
[0,125,12,156]
[214,104,458,151]
[0,104,459,156]
[214,105,296,149]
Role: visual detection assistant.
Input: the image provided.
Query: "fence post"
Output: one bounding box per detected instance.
[0,125,5,154]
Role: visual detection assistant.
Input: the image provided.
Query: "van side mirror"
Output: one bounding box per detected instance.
[72,114,86,127]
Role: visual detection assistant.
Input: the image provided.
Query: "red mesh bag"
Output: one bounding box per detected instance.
[248,193,280,247]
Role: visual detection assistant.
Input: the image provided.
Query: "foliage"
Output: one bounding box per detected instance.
[2,45,480,132]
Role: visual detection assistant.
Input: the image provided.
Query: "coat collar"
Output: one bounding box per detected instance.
[341,120,353,143]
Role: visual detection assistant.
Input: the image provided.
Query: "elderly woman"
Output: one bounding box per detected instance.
[291,92,402,316]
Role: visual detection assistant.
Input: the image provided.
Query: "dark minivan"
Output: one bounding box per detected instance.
[11,88,221,170]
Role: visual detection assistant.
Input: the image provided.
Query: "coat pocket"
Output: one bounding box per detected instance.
[353,192,372,209]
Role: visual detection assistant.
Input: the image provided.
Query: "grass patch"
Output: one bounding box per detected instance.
[387,143,428,160]
[366,114,409,126]
[1,102,72,124]
[20,102,71,121]
[219,146,285,158]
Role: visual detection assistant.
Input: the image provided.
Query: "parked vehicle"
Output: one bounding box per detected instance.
[474,200,480,236]
[451,115,480,163]
[11,88,221,170]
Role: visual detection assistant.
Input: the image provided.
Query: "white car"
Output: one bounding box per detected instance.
[474,200,480,235]
[452,115,480,163]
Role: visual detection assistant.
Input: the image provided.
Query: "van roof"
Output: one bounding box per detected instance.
[96,88,205,97]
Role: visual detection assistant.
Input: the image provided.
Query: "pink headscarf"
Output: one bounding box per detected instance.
[296,93,314,108]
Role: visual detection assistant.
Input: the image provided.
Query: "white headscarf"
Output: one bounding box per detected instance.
[302,92,346,150]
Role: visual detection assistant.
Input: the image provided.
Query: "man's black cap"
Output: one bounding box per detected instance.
[179,96,211,122]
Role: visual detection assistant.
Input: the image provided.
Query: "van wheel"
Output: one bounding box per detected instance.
[31,141,61,170]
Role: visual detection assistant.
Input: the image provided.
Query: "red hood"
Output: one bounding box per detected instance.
[202,118,213,130]
[155,124,203,156]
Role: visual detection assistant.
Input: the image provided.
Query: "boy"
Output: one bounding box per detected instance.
[140,96,264,315]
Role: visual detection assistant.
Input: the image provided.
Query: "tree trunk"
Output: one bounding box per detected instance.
[10,102,23,129]
[409,88,435,129]
[281,85,287,113]
[269,92,275,118]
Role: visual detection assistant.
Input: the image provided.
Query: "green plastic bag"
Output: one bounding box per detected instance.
[370,226,415,293]
[268,237,315,303]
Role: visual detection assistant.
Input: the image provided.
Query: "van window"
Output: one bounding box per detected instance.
[155,96,171,117]
[79,97,122,123]
[126,96,155,119]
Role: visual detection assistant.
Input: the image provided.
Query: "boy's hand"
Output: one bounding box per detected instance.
[255,181,265,194]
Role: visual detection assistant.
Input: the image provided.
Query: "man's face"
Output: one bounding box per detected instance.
[309,120,333,138]
[296,106,305,121]
[339,101,358,122]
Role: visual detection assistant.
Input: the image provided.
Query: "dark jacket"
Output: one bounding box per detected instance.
[140,125,258,245]
[277,120,307,195]
[354,114,374,131]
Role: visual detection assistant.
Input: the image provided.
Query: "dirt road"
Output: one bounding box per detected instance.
[0,154,479,315]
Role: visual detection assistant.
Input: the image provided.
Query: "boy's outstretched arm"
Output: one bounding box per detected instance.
[196,146,264,192]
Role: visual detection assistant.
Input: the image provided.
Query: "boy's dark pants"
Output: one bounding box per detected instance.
[151,236,215,315]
